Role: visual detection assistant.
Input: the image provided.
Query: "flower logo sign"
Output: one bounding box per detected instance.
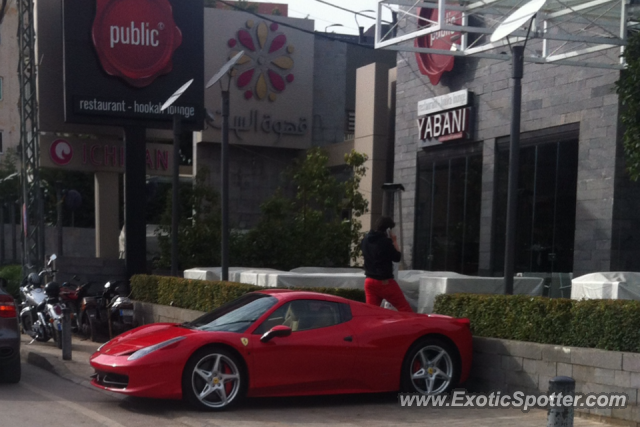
[228,20,295,102]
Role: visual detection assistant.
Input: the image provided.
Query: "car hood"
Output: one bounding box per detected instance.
[98,323,193,356]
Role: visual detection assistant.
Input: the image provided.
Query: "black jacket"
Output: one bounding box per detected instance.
[361,230,401,280]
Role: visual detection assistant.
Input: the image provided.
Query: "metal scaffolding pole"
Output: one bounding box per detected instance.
[18,0,43,271]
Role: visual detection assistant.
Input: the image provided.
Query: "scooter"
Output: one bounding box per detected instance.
[80,280,135,342]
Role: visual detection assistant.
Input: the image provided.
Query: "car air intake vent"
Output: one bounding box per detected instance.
[93,370,129,389]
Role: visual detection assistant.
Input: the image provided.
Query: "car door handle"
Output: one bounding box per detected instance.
[344,336,353,342]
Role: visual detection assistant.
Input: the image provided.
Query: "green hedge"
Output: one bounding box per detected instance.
[130,274,366,313]
[434,294,640,353]
[0,265,22,299]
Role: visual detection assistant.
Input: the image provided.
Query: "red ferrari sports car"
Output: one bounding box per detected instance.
[90,289,472,410]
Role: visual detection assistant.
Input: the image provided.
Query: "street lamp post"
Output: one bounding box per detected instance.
[161,79,195,277]
[325,23,343,32]
[205,51,244,281]
[491,0,545,294]
[355,10,374,43]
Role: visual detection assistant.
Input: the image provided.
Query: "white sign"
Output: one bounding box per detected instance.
[417,107,471,144]
[417,89,469,117]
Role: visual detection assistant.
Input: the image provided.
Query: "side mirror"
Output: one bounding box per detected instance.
[260,325,292,343]
[47,254,57,266]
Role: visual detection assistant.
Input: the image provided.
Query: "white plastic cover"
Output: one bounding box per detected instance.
[184,267,545,314]
[571,272,640,301]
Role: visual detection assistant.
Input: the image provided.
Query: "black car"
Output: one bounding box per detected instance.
[0,279,20,383]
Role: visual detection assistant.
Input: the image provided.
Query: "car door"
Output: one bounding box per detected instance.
[248,299,357,396]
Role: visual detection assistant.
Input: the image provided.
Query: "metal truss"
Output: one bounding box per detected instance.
[18,0,43,270]
[375,0,637,69]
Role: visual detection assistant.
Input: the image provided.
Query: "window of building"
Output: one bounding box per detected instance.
[414,145,483,274]
[344,110,355,141]
[493,131,579,274]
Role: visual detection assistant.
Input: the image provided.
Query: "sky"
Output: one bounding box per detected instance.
[283,0,396,36]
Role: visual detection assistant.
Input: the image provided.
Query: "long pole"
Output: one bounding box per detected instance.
[11,201,16,263]
[124,126,147,278]
[56,182,63,256]
[171,115,181,277]
[504,45,524,295]
[221,90,230,281]
[0,200,4,265]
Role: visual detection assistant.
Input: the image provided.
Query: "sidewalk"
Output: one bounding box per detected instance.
[18,333,610,427]
[19,332,101,387]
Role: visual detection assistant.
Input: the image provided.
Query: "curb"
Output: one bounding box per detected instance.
[20,344,97,389]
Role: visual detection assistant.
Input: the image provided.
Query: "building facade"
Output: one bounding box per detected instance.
[388,35,640,278]
[0,0,20,155]
[195,9,396,229]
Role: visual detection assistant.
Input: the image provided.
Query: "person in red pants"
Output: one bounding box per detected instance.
[361,216,412,312]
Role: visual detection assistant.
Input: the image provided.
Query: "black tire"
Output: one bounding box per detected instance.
[55,328,62,349]
[89,317,99,343]
[81,313,97,342]
[35,324,49,342]
[1,354,21,383]
[182,347,246,411]
[401,337,460,395]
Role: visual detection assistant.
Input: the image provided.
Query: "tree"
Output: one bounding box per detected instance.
[616,30,640,180]
[155,167,221,270]
[0,148,19,204]
[232,148,369,270]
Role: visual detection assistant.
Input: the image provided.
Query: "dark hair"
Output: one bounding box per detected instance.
[375,216,395,232]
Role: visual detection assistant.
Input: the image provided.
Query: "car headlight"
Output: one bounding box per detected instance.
[97,341,110,352]
[127,336,185,361]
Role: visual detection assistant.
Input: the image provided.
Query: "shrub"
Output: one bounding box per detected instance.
[130,274,366,312]
[434,294,640,353]
[0,265,23,299]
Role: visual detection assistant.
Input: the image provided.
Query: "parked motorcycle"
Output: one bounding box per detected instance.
[59,278,104,334]
[80,280,135,342]
[19,254,65,348]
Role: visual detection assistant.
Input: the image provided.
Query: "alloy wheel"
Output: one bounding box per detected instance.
[190,352,241,409]
[409,344,454,395]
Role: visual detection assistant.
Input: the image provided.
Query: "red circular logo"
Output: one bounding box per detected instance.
[92,0,182,88]
[50,139,73,166]
[414,8,462,86]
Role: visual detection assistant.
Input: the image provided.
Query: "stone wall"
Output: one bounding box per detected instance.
[133,301,203,326]
[471,336,640,425]
[0,225,95,264]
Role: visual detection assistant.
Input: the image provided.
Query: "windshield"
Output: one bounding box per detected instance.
[186,293,277,333]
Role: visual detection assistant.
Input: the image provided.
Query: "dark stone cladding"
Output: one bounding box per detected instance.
[392,28,640,276]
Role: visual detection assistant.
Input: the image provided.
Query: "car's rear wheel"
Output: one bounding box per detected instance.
[182,347,246,411]
[0,354,21,383]
[401,337,459,395]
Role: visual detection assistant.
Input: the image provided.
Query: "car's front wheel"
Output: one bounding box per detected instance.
[401,337,459,395]
[182,347,246,410]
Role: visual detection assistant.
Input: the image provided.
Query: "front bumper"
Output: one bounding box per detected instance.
[90,352,185,400]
